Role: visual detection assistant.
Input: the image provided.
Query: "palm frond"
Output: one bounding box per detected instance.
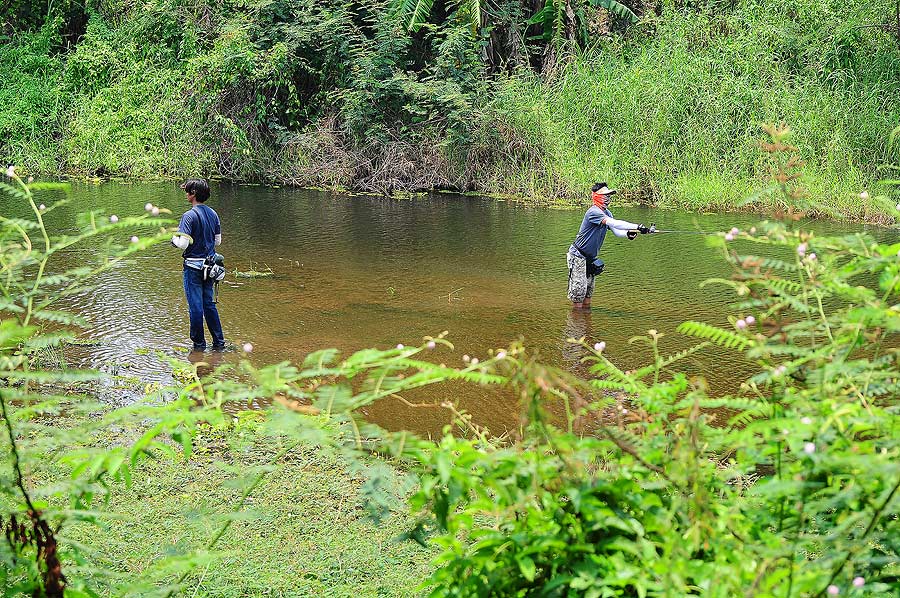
[589,0,638,23]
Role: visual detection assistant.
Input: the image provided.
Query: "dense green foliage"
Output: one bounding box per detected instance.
[2,0,900,217]
[2,159,900,594]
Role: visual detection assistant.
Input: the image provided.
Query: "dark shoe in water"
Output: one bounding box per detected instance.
[211,343,227,351]
[193,344,207,351]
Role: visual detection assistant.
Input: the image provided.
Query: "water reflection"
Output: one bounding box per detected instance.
[562,308,594,378]
[186,349,227,378]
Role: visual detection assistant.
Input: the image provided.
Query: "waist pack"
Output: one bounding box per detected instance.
[586,258,605,277]
[202,253,226,282]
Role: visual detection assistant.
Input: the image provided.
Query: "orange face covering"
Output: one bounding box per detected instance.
[591,191,607,209]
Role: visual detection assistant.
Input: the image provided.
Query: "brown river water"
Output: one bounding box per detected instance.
[10,182,893,435]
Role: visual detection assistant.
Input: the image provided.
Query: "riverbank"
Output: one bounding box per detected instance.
[11,413,432,597]
[2,2,898,223]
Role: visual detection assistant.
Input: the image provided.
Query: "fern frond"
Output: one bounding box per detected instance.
[677,322,755,351]
[587,359,643,392]
[1,217,41,231]
[402,367,505,387]
[630,342,712,381]
[31,310,89,327]
[756,283,813,314]
[0,182,28,200]
[589,379,634,392]
[756,278,804,295]
[728,409,767,428]
[673,396,765,412]
[0,299,24,313]
[752,345,813,358]
[734,255,800,273]
[23,331,77,351]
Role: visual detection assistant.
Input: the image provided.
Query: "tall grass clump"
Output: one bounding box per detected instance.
[2,0,900,217]
[0,26,65,174]
[486,2,900,217]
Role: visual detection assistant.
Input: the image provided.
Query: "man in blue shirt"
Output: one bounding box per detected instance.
[567,182,652,308]
[171,179,225,350]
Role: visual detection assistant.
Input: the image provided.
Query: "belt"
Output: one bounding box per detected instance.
[183,257,206,270]
[572,244,594,261]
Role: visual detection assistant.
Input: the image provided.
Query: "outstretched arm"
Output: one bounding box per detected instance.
[602,216,640,238]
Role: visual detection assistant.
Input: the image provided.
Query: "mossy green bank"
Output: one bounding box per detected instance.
[3,414,432,597]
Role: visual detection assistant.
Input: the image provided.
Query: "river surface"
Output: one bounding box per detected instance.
[8,182,893,435]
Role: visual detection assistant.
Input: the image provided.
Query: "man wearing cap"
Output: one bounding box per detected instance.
[567,182,652,309]
[171,178,226,350]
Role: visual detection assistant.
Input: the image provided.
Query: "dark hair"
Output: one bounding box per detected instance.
[181,179,210,202]
[591,182,608,193]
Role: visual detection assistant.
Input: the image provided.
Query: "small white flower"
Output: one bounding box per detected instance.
[730,227,739,235]
[426,341,436,350]
[827,585,838,595]
[594,341,606,352]
[774,365,787,376]
[736,319,747,330]
[797,243,807,257]
[27,176,34,183]
[242,342,253,353]
[109,215,119,223]
[807,252,817,261]
[801,417,812,425]
[804,442,816,454]
[38,204,46,211]
[496,350,507,359]
[852,577,864,588]
[5,165,15,177]
[470,357,479,365]
[859,191,869,200]
[396,344,404,350]
[130,236,139,243]
[462,354,470,363]
[745,315,756,325]
[151,206,160,216]
[724,233,734,241]
[749,227,757,235]
[896,202,900,211]
[145,203,153,211]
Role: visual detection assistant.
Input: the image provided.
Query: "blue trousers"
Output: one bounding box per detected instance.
[183,267,224,350]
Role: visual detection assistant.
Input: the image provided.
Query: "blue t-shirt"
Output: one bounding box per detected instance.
[178,204,221,260]
[571,205,613,258]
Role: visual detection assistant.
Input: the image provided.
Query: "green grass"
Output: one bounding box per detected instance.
[10,419,433,597]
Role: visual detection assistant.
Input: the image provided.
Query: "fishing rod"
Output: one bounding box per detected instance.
[650,229,719,235]
[629,224,720,236]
